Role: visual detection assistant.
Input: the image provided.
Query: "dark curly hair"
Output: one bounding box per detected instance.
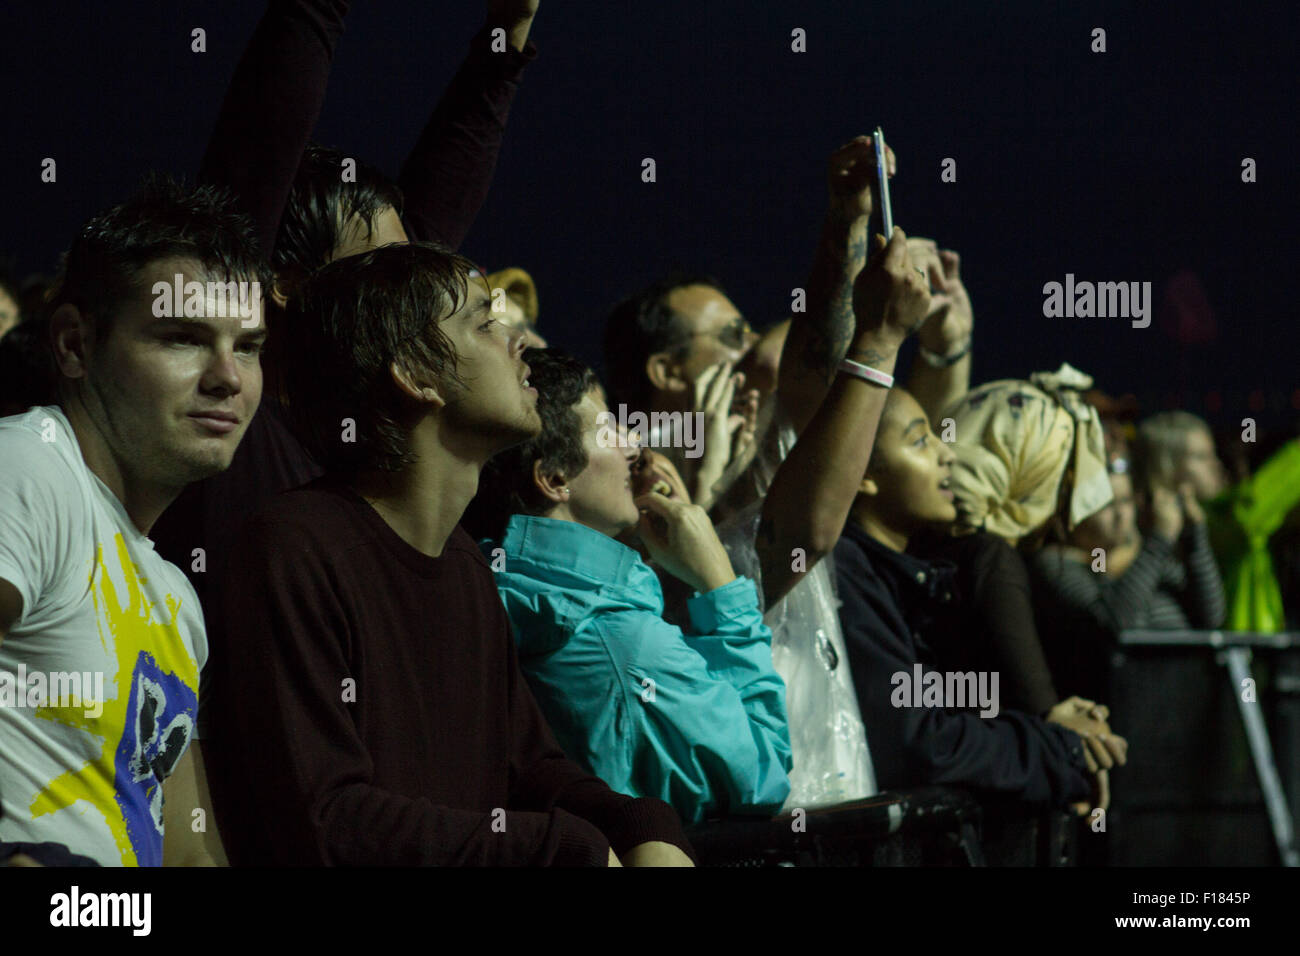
[464,348,601,542]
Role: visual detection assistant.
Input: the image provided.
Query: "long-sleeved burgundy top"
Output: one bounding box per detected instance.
[205,481,694,865]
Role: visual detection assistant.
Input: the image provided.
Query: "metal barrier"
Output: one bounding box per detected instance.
[686,788,1075,866]
[1116,629,1300,866]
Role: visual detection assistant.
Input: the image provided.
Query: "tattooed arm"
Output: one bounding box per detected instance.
[777,137,884,437]
[757,229,931,607]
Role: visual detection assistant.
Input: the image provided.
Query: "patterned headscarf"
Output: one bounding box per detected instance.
[941,363,1113,545]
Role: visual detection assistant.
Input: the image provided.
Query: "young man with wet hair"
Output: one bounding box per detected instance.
[207,243,694,866]
[0,177,268,866]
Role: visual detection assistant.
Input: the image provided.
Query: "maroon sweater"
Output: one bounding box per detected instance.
[205,480,693,866]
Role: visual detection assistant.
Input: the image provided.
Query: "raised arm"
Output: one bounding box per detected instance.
[907,245,973,426]
[398,0,540,248]
[199,0,352,255]
[776,137,881,436]
[757,228,931,608]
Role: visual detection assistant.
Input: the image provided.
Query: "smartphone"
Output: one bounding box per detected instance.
[873,127,893,238]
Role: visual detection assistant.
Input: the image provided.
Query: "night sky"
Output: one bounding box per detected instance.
[5,1,1296,426]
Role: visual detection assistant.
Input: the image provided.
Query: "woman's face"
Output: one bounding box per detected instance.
[1178,427,1227,500]
[1071,472,1137,553]
[564,386,642,537]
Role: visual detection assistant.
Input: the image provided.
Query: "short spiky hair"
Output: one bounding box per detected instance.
[280,241,475,476]
[464,348,601,542]
[46,174,268,335]
[273,143,404,288]
[602,271,727,408]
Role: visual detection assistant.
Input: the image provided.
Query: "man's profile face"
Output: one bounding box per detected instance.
[436,276,540,451]
[74,256,266,489]
[663,284,757,389]
[496,295,547,348]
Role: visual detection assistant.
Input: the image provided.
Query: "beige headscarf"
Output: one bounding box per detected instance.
[941,363,1113,545]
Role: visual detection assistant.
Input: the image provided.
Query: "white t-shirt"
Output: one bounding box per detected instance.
[0,406,206,866]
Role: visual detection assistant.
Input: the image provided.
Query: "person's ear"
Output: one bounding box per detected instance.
[532,458,571,507]
[49,303,93,381]
[645,350,689,394]
[389,359,445,409]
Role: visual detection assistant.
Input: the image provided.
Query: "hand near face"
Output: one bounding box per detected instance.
[633,492,735,594]
[1148,484,1184,542]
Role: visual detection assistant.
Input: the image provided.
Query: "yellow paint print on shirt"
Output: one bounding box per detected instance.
[30,534,199,866]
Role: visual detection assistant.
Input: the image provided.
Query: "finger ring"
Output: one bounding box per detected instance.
[915,267,926,279]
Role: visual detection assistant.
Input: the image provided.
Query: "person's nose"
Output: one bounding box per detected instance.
[621,426,642,463]
[200,343,243,399]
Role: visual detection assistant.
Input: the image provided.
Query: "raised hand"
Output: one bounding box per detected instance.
[917,247,973,356]
[852,227,932,353]
[826,135,894,225]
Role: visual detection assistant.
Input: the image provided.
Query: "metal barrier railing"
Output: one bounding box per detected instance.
[1118,629,1300,866]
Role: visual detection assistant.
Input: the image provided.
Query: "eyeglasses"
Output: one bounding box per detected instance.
[688,317,754,351]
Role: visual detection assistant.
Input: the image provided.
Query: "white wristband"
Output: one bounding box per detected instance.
[838,358,894,388]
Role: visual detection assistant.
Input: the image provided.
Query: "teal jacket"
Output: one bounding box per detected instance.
[485,515,791,823]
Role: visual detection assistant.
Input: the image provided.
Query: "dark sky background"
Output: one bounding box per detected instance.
[5,1,1297,426]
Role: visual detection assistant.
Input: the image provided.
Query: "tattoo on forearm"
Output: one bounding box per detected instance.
[847,347,889,365]
[801,232,868,385]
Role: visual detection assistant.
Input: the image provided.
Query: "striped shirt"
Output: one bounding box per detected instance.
[1032,524,1226,633]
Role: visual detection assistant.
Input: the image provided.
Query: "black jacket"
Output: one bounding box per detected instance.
[834,523,1091,808]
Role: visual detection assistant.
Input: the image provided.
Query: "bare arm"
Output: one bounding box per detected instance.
[907,247,973,426]
[162,743,229,867]
[758,229,931,607]
[777,137,884,437]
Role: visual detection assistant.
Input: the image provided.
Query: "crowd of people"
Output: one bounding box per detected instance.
[2,0,1298,867]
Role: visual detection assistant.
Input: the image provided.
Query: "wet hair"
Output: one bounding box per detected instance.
[464,348,601,542]
[602,271,728,408]
[279,241,475,476]
[272,143,404,293]
[45,174,268,342]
